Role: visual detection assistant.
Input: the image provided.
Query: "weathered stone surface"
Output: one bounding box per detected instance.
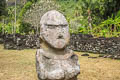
[36,49,80,80]
[36,10,80,80]
[40,10,70,49]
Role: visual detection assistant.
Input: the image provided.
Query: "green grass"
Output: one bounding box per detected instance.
[0,44,120,80]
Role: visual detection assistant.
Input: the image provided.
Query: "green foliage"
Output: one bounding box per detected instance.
[92,12,120,37]
[4,23,13,34]
[0,0,7,20]
[58,0,120,37]
[0,22,13,34]
[1,0,120,37]
[103,0,120,19]
[0,21,33,34]
[19,1,33,19]
[19,21,33,34]
[57,0,106,34]
[57,0,84,33]
[3,0,38,35]
[0,23,3,33]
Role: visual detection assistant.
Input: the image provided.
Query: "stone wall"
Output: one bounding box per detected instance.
[1,34,120,55]
[69,34,120,55]
[4,34,40,50]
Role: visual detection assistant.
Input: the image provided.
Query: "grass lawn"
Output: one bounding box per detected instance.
[0,44,120,80]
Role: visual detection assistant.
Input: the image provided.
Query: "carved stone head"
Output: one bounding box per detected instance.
[40,10,70,49]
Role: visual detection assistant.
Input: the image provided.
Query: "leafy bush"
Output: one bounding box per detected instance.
[0,23,3,33]
[1,0,120,37]
[58,0,120,37]
[19,21,33,34]
[19,1,33,19]
[92,12,120,37]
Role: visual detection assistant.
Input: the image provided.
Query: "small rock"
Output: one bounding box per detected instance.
[88,57,97,59]
[81,53,89,56]
[114,55,120,59]
[103,55,108,58]
[107,55,114,58]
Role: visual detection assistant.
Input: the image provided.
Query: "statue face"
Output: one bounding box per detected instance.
[40,10,70,49]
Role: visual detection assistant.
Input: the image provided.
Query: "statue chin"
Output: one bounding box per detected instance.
[53,41,66,49]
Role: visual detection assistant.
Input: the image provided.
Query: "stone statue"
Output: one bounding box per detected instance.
[36,10,80,80]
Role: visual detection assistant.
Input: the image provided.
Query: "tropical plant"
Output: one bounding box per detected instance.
[0,0,7,18]
[92,11,120,37]
[19,1,33,19]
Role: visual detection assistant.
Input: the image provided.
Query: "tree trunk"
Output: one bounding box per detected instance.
[88,9,92,34]
[2,18,5,35]
[14,0,16,41]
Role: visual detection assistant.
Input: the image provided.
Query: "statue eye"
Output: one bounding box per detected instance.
[47,25,56,29]
[61,25,67,28]
[61,25,65,28]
